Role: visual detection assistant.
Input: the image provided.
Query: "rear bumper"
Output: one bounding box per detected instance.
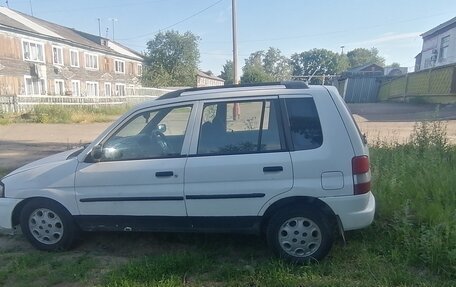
[0,198,22,229]
[320,192,375,231]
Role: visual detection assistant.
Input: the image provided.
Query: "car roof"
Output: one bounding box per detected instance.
[157,81,309,100]
[134,81,330,110]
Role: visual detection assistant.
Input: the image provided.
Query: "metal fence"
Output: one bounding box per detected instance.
[0,87,173,113]
[337,77,382,103]
[378,63,456,103]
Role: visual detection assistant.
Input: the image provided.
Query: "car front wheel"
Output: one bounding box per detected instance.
[20,199,79,251]
[267,206,333,263]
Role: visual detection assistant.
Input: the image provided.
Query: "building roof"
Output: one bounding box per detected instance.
[421,16,456,38]
[197,70,225,82]
[0,7,144,61]
[346,63,383,73]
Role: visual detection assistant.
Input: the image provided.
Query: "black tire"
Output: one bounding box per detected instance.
[266,206,333,263]
[20,198,79,251]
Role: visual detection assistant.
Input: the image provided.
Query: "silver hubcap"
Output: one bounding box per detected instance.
[278,217,322,257]
[28,208,64,245]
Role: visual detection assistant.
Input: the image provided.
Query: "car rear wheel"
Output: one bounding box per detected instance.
[20,199,79,251]
[267,206,333,263]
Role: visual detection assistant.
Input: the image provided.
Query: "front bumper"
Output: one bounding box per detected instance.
[320,191,375,231]
[0,198,22,229]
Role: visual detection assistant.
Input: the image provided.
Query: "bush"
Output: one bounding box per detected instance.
[370,121,456,277]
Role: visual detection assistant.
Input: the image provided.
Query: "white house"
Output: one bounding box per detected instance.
[415,17,456,71]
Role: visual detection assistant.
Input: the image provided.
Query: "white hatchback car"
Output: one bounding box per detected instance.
[0,82,375,262]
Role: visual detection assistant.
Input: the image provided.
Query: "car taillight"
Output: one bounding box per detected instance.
[352,155,371,195]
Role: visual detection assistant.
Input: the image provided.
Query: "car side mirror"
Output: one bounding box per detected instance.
[91,145,103,161]
[157,123,167,133]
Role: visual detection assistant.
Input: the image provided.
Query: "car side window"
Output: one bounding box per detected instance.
[285,98,323,150]
[101,105,192,161]
[198,99,283,155]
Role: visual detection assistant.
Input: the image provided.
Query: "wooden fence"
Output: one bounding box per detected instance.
[378,64,456,104]
[0,87,173,113]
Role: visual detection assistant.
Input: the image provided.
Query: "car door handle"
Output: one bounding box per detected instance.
[263,166,283,172]
[155,171,174,177]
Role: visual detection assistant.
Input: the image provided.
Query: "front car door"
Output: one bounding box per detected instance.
[184,97,293,231]
[74,103,195,231]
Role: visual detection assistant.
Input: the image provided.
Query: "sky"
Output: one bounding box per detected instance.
[4,0,456,75]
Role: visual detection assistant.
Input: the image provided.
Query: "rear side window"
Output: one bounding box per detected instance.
[285,98,323,150]
[198,99,283,155]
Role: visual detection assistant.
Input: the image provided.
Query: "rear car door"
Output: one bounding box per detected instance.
[280,93,355,198]
[184,97,293,230]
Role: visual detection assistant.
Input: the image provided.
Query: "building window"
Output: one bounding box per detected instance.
[86,81,99,97]
[105,82,112,97]
[138,64,143,76]
[439,35,450,61]
[54,79,65,95]
[104,57,110,72]
[424,58,432,69]
[70,50,79,67]
[115,83,126,96]
[115,60,125,74]
[24,76,46,95]
[22,40,45,62]
[85,53,99,70]
[52,46,64,65]
[71,80,80,96]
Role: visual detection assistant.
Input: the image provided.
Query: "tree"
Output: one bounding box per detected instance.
[241,64,274,83]
[346,48,385,68]
[142,30,200,87]
[291,49,341,83]
[219,60,234,85]
[387,62,401,68]
[240,47,291,83]
[241,50,269,84]
[263,47,292,81]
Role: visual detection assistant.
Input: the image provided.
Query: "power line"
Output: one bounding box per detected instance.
[118,0,225,41]
[200,10,453,44]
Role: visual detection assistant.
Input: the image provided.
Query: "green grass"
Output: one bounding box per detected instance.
[0,105,130,124]
[0,168,10,178]
[0,251,97,287]
[32,105,130,123]
[0,121,455,286]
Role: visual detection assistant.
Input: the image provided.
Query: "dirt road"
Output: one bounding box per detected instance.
[1,103,455,170]
[0,122,111,170]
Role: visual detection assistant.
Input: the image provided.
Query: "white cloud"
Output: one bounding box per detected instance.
[347,32,421,47]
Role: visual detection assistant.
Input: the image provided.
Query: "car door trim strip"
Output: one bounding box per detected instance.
[80,196,184,202]
[185,193,265,200]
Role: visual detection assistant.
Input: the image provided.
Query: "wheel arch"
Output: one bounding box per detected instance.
[260,196,338,234]
[12,197,72,227]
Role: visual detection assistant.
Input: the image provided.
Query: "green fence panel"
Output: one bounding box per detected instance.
[390,76,406,97]
[407,71,430,96]
[429,66,453,95]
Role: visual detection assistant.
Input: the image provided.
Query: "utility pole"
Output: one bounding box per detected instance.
[231,0,238,84]
[340,45,345,54]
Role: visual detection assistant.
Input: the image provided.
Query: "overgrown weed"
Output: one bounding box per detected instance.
[370,121,456,277]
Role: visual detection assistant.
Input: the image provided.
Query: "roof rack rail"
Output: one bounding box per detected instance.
[156,80,308,100]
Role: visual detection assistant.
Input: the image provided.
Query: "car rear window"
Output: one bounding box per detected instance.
[285,98,323,150]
